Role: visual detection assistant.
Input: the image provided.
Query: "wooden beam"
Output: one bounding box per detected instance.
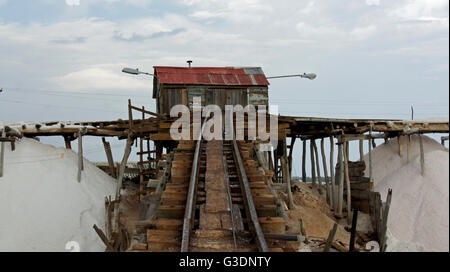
[320,138,330,204]
[112,135,133,235]
[407,135,411,163]
[77,128,85,183]
[302,139,307,183]
[337,136,344,217]
[380,189,393,252]
[419,133,425,176]
[330,136,336,210]
[312,140,322,193]
[288,137,296,176]
[102,137,116,179]
[0,131,5,178]
[281,156,294,209]
[323,223,338,252]
[93,224,114,252]
[442,136,449,146]
[343,141,352,225]
[64,136,72,150]
[359,139,364,162]
[369,126,373,183]
[310,140,316,188]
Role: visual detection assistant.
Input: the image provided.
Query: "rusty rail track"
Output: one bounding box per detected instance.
[231,139,269,252]
[180,134,202,252]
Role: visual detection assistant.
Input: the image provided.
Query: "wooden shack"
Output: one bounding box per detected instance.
[152,66,270,114]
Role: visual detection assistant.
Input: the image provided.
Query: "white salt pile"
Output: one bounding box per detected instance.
[365,135,449,252]
[0,138,116,252]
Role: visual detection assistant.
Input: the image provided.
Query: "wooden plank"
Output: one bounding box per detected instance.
[419,133,425,176]
[323,223,338,252]
[359,139,364,162]
[380,189,392,252]
[369,126,373,183]
[0,131,4,177]
[343,141,352,224]
[330,136,336,210]
[77,128,84,183]
[93,224,113,252]
[258,217,287,234]
[310,140,316,188]
[320,138,330,204]
[102,137,116,178]
[313,140,322,192]
[337,136,344,217]
[302,139,307,183]
[280,156,294,209]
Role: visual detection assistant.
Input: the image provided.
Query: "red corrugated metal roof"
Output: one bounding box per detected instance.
[153,66,270,86]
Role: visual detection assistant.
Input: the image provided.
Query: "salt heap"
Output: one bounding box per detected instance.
[0,138,116,252]
[364,135,449,252]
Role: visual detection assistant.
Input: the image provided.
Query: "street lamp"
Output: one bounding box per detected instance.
[122,67,154,76]
[266,73,317,80]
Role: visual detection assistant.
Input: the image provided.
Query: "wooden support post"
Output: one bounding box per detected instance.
[302,139,307,183]
[323,223,338,252]
[407,135,411,163]
[299,219,308,243]
[64,136,72,150]
[288,137,296,176]
[310,140,316,188]
[369,126,373,183]
[320,138,330,203]
[345,139,349,161]
[441,136,448,146]
[343,141,352,225]
[0,131,5,178]
[349,209,359,252]
[419,133,425,176]
[380,189,393,252]
[359,139,364,162]
[77,128,85,183]
[102,137,116,179]
[398,135,403,157]
[337,136,344,217]
[281,156,294,209]
[112,135,133,235]
[330,136,336,210]
[128,99,133,130]
[312,140,322,193]
[93,224,114,252]
[267,151,273,170]
[272,149,278,182]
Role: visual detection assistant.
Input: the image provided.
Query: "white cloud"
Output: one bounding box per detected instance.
[184,0,273,23]
[49,66,150,91]
[366,0,380,6]
[390,0,449,21]
[65,0,80,6]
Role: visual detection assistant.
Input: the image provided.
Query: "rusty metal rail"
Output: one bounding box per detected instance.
[180,112,210,252]
[232,140,269,252]
[180,138,202,252]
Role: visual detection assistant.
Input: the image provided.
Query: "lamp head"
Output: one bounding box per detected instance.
[122,67,140,75]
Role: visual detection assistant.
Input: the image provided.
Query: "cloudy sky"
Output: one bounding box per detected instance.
[0,0,448,166]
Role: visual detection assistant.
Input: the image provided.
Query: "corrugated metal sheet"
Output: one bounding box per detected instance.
[153,66,270,86]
